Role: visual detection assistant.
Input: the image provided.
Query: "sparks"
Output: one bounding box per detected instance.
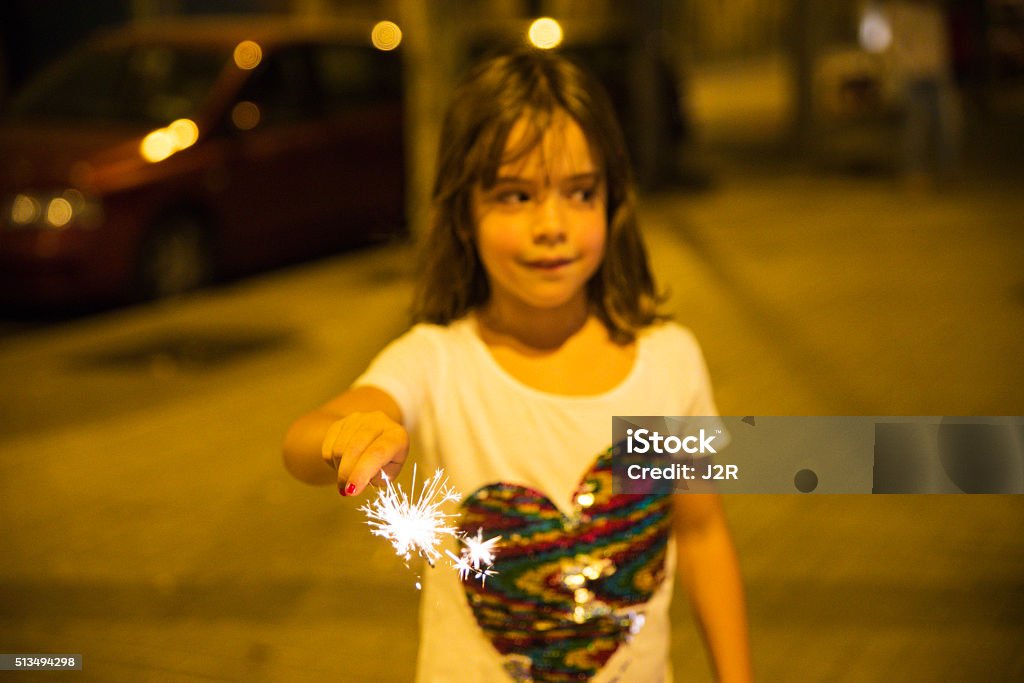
[359,465,462,567]
[359,467,500,584]
[462,527,501,574]
[445,529,501,585]
[444,548,497,585]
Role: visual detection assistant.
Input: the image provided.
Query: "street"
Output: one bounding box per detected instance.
[1,168,1022,681]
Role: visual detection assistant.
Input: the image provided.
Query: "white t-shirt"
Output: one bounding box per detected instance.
[354,317,718,682]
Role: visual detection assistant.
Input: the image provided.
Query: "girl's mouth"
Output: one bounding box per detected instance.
[523,257,575,270]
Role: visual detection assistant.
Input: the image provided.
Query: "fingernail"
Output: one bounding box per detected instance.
[345,483,357,496]
[338,484,346,496]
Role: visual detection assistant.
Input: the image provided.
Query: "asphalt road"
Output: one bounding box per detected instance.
[1,170,1022,681]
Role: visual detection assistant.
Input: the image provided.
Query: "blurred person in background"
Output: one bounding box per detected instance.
[883,0,961,185]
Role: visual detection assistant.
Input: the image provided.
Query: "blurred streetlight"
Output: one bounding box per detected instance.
[860,6,893,53]
[233,40,262,70]
[528,17,563,50]
[140,119,199,163]
[371,20,402,51]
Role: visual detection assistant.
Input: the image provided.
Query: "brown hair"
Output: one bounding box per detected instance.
[412,48,667,342]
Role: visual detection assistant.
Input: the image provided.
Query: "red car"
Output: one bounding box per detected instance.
[0,18,406,306]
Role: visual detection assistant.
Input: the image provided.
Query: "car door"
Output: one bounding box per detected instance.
[215,43,329,273]
[307,42,406,248]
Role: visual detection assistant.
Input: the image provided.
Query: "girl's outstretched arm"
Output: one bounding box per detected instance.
[282,386,407,494]
[673,493,753,682]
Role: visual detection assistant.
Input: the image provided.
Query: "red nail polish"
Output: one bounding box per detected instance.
[345,483,357,496]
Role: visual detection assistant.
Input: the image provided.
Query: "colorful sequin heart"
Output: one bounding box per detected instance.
[459,447,673,682]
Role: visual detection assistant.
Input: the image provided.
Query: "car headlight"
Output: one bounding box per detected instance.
[3,189,103,231]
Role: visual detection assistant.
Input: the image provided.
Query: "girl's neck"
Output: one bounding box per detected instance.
[473,296,637,397]
[476,297,590,352]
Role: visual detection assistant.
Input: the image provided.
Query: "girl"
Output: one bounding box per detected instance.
[283,49,752,682]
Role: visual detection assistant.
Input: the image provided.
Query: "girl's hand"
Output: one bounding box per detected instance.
[322,410,409,497]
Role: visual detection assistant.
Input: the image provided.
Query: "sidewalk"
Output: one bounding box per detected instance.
[638,165,1024,682]
[651,53,1024,417]
[0,144,1021,682]
[640,168,1024,417]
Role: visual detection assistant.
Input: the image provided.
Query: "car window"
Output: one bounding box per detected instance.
[7,43,228,124]
[313,44,401,112]
[125,45,228,122]
[237,46,317,126]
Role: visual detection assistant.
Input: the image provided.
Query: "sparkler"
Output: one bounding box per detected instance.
[446,528,501,585]
[359,465,500,584]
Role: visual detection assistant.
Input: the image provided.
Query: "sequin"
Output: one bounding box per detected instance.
[459,446,672,682]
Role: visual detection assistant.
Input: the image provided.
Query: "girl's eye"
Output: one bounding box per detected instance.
[496,189,531,205]
[569,186,598,204]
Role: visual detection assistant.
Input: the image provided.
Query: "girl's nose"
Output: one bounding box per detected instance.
[531,193,566,244]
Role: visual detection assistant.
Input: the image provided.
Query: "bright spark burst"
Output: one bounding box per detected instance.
[463,528,501,574]
[359,466,500,584]
[359,465,461,567]
[446,528,501,585]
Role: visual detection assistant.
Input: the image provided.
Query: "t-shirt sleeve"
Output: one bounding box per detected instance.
[350,325,436,430]
[663,323,730,454]
[669,323,720,417]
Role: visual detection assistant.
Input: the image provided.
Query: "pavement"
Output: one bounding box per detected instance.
[1,110,1023,680]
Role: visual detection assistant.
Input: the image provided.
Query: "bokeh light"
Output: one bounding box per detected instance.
[11,194,41,225]
[528,17,563,50]
[233,40,263,69]
[140,119,199,163]
[231,101,261,130]
[859,8,892,53]
[371,21,402,51]
[46,197,73,228]
[168,118,199,149]
[140,129,175,163]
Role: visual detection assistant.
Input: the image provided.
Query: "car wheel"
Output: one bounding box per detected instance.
[137,215,213,300]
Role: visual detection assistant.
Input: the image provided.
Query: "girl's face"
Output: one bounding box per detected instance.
[472,112,606,318]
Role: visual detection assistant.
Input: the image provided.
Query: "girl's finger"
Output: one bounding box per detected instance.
[369,458,406,488]
[381,459,405,482]
[345,429,409,496]
[321,419,346,470]
[329,415,361,462]
[335,420,384,486]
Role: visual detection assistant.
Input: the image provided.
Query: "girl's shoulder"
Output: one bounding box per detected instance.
[638,320,703,353]
[411,317,476,340]
[383,317,477,356]
[636,321,708,373]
